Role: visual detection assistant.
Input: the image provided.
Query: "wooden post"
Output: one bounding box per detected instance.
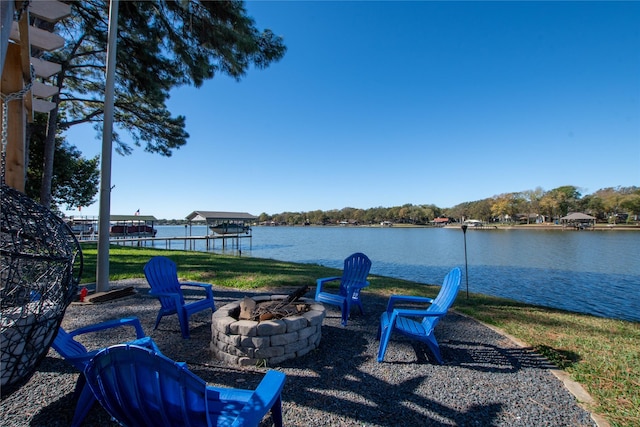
[1,43,26,191]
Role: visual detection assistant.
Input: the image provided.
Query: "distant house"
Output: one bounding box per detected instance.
[516,213,543,224]
[432,217,450,226]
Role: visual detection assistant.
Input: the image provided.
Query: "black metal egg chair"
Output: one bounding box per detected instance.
[1,184,83,396]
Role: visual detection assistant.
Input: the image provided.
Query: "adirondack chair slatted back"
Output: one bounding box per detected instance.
[83,344,286,427]
[144,256,185,309]
[85,345,209,427]
[340,252,372,298]
[421,267,461,334]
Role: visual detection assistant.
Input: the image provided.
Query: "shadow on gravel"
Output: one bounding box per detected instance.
[30,394,78,427]
[441,339,558,372]
[279,366,504,426]
[270,314,506,425]
[30,356,76,375]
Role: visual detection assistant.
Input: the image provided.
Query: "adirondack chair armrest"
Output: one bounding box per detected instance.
[180,281,213,290]
[230,370,287,427]
[316,276,341,287]
[67,317,146,339]
[386,295,434,312]
[180,282,214,298]
[392,308,447,318]
[315,276,341,296]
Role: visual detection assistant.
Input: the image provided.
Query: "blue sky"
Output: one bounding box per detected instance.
[64,1,640,220]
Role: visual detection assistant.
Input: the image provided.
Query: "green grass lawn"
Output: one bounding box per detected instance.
[80,244,639,427]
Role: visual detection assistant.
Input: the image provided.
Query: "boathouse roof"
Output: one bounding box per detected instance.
[432,217,450,223]
[560,212,596,221]
[185,211,258,222]
[110,215,157,222]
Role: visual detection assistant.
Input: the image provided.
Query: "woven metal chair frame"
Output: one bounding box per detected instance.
[1,184,83,396]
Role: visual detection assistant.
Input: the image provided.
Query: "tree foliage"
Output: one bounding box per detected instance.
[26,114,99,211]
[35,0,286,207]
[255,186,639,226]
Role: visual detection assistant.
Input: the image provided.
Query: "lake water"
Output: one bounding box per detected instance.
[153,225,640,323]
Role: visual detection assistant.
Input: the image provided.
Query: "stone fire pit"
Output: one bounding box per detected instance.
[210,295,326,366]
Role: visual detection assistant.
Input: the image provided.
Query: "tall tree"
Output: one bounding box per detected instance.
[523,187,545,223]
[36,0,286,207]
[619,188,640,221]
[491,192,524,222]
[593,186,640,222]
[580,193,605,219]
[546,185,581,217]
[468,199,493,222]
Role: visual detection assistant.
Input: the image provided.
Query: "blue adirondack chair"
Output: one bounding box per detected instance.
[51,317,160,426]
[73,344,286,427]
[315,252,372,326]
[377,267,461,364]
[144,256,216,338]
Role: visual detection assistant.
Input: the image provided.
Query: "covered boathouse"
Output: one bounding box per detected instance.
[185,211,258,251]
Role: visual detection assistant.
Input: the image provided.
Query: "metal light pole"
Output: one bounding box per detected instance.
[461,224,469,298]
[96,0,119,292]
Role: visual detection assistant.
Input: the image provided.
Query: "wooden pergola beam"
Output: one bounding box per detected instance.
[10,20,65,52]
[28,1,71,22]
[32,80,58,98]
[31,56,62,79]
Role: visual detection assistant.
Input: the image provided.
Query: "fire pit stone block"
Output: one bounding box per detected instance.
[283,316,308,332]
[303,305,326,325]
[230,320,258,337]
[256,320,287,335]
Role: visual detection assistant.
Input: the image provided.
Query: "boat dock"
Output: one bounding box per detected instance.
[68,210,258,254]
[76,233,252,253]
[466,224,499,230]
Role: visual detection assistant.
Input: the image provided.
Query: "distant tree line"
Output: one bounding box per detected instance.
[253,185,640,226]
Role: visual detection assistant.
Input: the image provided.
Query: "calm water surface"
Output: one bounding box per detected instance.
[154,226,639,322]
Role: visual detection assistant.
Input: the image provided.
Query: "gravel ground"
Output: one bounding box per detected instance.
[1,280,598,426]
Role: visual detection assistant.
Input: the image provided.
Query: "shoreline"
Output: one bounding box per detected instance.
[251,223,640,231]
[444,223,640,231]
